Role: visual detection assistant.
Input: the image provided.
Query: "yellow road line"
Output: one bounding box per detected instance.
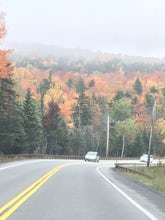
[0,162,81,220]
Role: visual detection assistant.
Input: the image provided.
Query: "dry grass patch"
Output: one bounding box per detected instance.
[121,165,165,193]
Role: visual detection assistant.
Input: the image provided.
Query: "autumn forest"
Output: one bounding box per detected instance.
[1,13,165,157]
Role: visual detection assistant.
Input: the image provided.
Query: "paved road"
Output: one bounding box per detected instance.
[0,159,164,220]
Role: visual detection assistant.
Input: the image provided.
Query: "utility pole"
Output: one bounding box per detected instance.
[106,115,110,158]
[121,135,125,158]
[147,98,156,167]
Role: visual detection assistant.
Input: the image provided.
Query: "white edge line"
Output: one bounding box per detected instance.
[97,166,158,220]
[0,160,54,171]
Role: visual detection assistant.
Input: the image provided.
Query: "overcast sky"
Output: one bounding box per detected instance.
[0,0,165,57]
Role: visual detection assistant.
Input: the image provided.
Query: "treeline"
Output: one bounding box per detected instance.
[9,43,165,74]
[1,42,165,157]
[12,56,165,74]
[1,71,165,157]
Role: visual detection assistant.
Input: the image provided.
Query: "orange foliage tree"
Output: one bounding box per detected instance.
[0,12,11,78]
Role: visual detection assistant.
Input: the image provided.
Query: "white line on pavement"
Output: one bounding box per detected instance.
[97,166,158,220]
[0,160,52,171]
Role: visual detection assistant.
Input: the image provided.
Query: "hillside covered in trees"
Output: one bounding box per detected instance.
[1,24,165,157]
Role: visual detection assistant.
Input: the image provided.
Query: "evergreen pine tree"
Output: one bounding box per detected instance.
[23,88,42,153]
[37,78,51,117]
[126,131,145,157]
[43,100,61,154]
[56,119,69,154]
[0,78,25,154]
[71,93,93,155]
[72,93,92,128]
[75,77,86,94]
[133,77,143,95]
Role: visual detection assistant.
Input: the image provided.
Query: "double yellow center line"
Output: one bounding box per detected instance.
[0,162,80,220]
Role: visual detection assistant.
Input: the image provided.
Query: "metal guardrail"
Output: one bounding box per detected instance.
[115,160,165,179]
[0,154,164,163]
[0,154,140,162]
[0,154,84,162]
[115,163,153,179]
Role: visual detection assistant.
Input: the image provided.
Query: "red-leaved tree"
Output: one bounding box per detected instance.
[0,12,11,78]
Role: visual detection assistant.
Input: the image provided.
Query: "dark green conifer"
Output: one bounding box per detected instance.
[23,88,42,153]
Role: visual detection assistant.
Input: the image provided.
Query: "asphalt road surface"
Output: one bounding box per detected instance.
[0,159,165,220]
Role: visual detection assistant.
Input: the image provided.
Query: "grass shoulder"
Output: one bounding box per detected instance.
[117,164,165,193]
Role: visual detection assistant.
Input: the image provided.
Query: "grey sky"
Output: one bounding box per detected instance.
[0,0,165,57]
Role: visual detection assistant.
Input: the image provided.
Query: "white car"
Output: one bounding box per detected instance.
[140,154,153,162]
[85,151,99,162]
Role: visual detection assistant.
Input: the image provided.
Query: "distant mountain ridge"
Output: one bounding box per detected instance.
[5,41,165,63]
